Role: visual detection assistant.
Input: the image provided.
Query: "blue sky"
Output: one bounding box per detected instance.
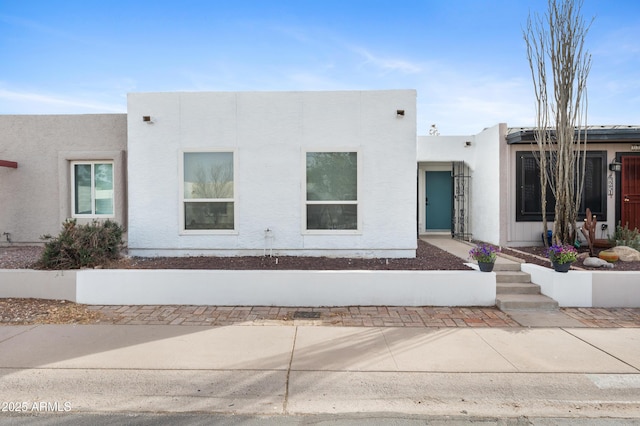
[1,0,638,134]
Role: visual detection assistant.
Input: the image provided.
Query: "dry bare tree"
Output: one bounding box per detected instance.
[193,164,233,199]
[524,0,592,246]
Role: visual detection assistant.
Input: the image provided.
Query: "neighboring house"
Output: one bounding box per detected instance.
[506,126,640,246]
[0,114,127,245]
[418,125,640,247]
[1,90,638,254]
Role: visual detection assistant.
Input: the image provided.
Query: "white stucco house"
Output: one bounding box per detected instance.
[2,89,639,255]
[126,90,417,257]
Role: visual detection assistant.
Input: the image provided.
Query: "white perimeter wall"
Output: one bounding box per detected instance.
[76,269,496,307]
[127,91,417,257]
[523,264,640,307]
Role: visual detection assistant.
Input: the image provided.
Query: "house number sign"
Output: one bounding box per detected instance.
[631,144,640,151]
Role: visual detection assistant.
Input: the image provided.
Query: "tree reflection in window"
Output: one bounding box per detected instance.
[306,152,358,230]
[183,152,234,230]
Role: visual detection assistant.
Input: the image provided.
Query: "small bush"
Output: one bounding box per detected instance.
[39,219,124,270]
[608,222,640,251]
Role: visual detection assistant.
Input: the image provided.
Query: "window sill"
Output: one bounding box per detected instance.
[302,230,362,236]
[179,230,238,236]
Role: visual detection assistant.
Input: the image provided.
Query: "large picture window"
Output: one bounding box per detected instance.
[183,152,234,230]
[72,161,114,217]
[516,151,606,221]
[306,151,358,230]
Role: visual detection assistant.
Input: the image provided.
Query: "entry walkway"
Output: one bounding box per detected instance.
[421,234,520,271]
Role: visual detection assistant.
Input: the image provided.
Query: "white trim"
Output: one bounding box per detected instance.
[70,160,115,219]
[302,149,362,235]
[179,149,237,235]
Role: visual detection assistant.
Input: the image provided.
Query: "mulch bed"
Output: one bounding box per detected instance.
[1,239,638,271]
[108,239,472,270]
[501,246,640,271]
[0,298,103,325]
[0,240,472,270]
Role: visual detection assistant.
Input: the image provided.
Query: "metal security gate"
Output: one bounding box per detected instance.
[452,161,471,241]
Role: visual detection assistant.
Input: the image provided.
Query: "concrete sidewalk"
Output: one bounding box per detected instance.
[1,324,639,418]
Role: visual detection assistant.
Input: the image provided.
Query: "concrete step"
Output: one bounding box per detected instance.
[496,294,559,311]
[496,282,541,295]
[492,261,522,272]
[495,271,532,283]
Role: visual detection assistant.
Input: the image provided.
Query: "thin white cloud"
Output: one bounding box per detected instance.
[416,64,534,134]
[285,71,355,91]
[593,25,640,59]
[349,46,422,74]
[0,88,125,114]
[271,25,313,44]
[0,13,84,45]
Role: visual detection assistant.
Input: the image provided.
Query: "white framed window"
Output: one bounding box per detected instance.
[305,151,359,231]
[181,151,235,231]
[71,161,114,217]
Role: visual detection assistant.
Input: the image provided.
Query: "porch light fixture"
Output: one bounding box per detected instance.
[609,161,622,172]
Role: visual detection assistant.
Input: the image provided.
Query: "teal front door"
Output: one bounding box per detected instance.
[425,171,452,230]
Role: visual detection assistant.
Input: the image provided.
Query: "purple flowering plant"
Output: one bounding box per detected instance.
[469,243,500,263]
[546,244,577,264]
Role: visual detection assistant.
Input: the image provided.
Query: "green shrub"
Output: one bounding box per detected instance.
[39,219,124,270]
[608,222,640,251]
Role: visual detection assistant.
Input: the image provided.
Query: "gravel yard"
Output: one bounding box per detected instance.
[0,240,472,271]
[1,239,638,325]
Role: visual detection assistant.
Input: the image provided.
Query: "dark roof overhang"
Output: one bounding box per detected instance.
[506,126,640,144]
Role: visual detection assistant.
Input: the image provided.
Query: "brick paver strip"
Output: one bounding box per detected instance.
[86,306,640,327]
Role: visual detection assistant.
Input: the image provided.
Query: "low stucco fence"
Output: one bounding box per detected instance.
[2,267,638,307]
[0,270,76,301]
[522,264,640,308]
[1,269,496,307]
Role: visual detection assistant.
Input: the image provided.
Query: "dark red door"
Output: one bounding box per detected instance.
[621,156,640,230]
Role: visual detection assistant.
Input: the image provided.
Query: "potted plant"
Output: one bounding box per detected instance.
[469,243,500,272]
[546,244,577,272]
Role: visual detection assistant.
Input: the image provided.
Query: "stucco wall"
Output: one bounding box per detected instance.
[416,124,504,245]
[0,115,127,245]
[76,269,496,306]
[471,124,504,245]
[127,91,417,257]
